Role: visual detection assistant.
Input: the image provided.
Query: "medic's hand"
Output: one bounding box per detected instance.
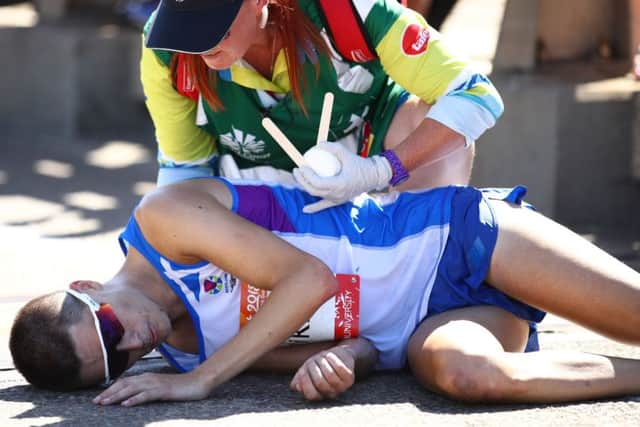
[293,142,392,214]
[92,371,209,407]
[289,346,356,400]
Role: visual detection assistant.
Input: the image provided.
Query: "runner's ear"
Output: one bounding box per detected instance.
[68,280,103,292]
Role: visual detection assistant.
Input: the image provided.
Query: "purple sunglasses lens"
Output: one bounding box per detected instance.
[96,304,129,379]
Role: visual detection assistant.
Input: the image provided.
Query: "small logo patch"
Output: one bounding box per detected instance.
[203,273,237,295]
[401,23,430,56]
[219,127,270,162]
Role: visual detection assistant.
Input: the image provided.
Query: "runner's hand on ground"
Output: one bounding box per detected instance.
[289,346,356,400]
[92,371,209,407]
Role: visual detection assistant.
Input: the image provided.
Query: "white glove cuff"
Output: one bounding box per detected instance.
[372,155,393,191]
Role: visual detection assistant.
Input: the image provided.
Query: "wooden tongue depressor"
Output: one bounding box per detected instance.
[261,117,307,167]
[316,92,334,145]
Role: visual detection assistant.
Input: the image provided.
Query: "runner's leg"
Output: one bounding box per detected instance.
[408,305,640,402]
[487,200,640,344]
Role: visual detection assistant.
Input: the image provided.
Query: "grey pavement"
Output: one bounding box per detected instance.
[2,134,640,426]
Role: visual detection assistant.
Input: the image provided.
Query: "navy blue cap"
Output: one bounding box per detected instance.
[146,0,244,54]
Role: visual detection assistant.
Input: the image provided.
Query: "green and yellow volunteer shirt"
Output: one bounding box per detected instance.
[141,0,504,183]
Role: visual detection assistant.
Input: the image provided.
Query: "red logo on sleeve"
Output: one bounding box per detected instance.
[401,23,430,56]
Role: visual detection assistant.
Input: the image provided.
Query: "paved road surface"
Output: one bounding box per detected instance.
[1,134,640,426]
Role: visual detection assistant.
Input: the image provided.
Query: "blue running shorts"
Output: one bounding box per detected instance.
[425,185,546,352]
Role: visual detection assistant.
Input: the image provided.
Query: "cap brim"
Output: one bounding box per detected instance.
[146,0,244,54]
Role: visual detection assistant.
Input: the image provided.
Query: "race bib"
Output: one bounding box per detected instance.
[239,274,361,343]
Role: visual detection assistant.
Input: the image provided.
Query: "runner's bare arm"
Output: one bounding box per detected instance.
[251,342,339,373]
[252,338,379,378]
[105,179,339,405]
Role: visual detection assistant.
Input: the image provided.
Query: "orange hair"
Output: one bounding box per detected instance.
[170,0,329,115]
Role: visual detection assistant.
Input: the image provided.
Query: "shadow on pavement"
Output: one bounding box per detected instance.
[2,128,640,426]
[0,358,612,427]
[0,128,156,238]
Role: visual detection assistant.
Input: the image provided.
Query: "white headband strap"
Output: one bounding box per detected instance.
[65,289,111,386]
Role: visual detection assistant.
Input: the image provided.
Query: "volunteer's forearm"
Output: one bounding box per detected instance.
[393,117,466,172]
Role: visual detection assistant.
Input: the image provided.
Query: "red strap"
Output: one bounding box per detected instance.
[317,0,378,63]
[176,54,200,102]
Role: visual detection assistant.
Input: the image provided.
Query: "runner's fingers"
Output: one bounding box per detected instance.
[94,381,144,405]
[120,390,153,407]
[308,359,339,398]
[317,356,344,390]
[325,352,355,385]
[298,366,323,400]
[93,378,130,404]
[290,370,303,392]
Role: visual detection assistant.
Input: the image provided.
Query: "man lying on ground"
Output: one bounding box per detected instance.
[10,178,640,406]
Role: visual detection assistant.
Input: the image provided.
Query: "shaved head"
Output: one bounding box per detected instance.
[10,291,86,391]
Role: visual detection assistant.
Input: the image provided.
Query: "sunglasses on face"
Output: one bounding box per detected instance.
[66,289,129,386]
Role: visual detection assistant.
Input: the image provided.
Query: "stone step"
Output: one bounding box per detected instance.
[0,4,146,143]
[472,65,640,232]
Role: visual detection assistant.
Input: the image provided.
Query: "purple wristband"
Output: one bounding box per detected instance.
[381,150,410,186]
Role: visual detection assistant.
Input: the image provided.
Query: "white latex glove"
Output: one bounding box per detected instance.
[293,142,392,214]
